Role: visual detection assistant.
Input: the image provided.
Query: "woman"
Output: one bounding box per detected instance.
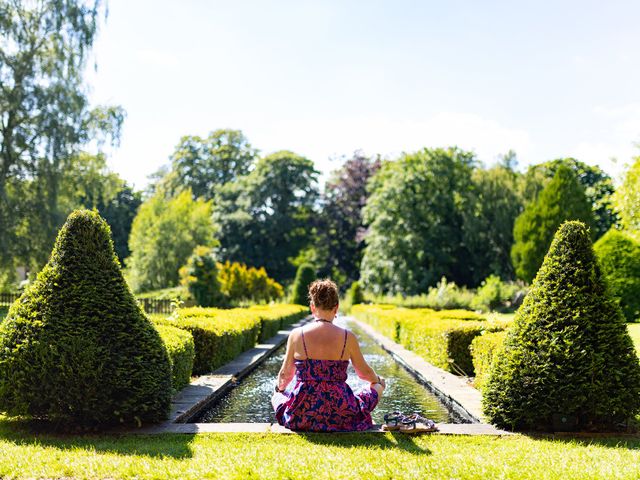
[272,279,385,431]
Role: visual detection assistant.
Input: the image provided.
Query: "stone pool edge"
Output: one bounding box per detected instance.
[114,314,510,436]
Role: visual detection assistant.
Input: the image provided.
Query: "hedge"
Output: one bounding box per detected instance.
[155,305,307,375]
[352,305,502,375]
[155,324,195,393]
[470,331,508,390]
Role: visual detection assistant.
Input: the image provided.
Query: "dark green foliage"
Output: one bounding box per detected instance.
[98,184,142,262]
[346,281,365,306]
[511,166,594,283]
[179,246,224,307]
[484,221,640,431]
[155,324,195,393]
[291,264,316,306]
[594,229,640,322]
[0,210,172,428]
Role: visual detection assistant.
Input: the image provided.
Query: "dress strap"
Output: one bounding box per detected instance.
[339,329,348,360]
[301,327,310,360]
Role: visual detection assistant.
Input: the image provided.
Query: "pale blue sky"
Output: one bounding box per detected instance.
[86,0,640,188]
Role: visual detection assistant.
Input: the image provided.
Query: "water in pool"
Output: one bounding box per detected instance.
[195,316,456,423]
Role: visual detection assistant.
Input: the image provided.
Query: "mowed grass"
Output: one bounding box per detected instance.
[0,418,639,480]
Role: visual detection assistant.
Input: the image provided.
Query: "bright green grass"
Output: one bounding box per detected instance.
[0,418,639,480]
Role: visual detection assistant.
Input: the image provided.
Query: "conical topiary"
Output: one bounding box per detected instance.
[291,264,316,306]
[484,221,640,431]
[0,210,171,428]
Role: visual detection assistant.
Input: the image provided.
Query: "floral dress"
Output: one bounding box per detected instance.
[271,326,379,432]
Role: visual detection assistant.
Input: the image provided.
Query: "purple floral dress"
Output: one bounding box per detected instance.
[272,326,379,432]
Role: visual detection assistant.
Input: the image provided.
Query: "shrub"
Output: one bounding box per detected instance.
[217,261,284,305]
[470,331,507,390]
[424,277,475,310]
[179,246,224,307]
[346,281,364,306]
[594,229,640,322]
[156,304,307,374]
[291,264,316,305]
[155,324,195,393]
[0,210,172,428]
[352,305,500,375]
[484,221,640,431]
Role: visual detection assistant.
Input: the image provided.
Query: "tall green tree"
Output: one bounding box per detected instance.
[317,151,380,286]
[126,190,216,292]
[360,147,477,294]
[213,150,319,282]
[0,0,124,274]
[463,164,522,283]
[613,156,640,237]
[511,165,594,283]
[162,129,257,200]
[520,158,615,238]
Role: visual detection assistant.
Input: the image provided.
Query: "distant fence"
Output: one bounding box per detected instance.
[1,293,175,315]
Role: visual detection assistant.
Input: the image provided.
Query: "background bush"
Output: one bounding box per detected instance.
[470,331,507,390]
[291,264,316,305]
[0,210,172,428]
[217,261,284,305]
[155,324,195,393]
[179,246,224,307]
[594,229,640,322]
[484,221,640,431]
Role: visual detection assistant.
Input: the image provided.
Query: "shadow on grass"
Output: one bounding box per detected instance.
[0,417,196,459]
[297,430,432,455]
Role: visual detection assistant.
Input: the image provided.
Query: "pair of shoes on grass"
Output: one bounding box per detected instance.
[382,411,438,433]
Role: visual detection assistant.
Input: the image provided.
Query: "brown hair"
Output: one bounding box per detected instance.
[308,279,339,310]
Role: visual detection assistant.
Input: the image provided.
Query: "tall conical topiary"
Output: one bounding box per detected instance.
[0,210,171,428]
[291,264,316,306]
[594,229,640,322]
[484,221,640,431]
[511,165,594,283]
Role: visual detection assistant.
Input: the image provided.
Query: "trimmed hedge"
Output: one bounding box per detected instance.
[352,305,501,375]
[594,229,640,322]
[484,221,640,431]
[470,331,507,390]
[156,305,307,375]
[0,210,172,428]
[155,324,195,393]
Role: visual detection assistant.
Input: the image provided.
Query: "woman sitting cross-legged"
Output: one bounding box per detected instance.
[272,279,385,432]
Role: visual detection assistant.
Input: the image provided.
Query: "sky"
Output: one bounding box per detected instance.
[85,0,640,189]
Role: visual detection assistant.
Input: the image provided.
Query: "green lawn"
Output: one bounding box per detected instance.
[0,418,639,479]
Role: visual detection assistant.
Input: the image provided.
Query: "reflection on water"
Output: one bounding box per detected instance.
[195,316,455,423]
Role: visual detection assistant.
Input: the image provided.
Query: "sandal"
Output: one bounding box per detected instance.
[399,413,438,434]
[382,411,403,431]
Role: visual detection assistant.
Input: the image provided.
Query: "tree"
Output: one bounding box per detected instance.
[317,151,380,287]
[484,221,640,431]
[463,164,522,283]
[0,210,171,428]
[360,147,477,294]
[520,158,616,239]
[511,165,594,283]
[163,129,257,200]
[0,0,124,274]
[97,183,142,263]
[594,229,640,322]
[213,151,319,282]
[613,156,640,237]
[126,190,216,292]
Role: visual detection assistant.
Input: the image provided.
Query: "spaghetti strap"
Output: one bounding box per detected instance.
[301,328,310,360]
[339,329,347,360]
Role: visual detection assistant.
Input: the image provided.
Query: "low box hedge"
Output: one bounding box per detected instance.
[155,305,307,375]
[469,331,507,390]
[154,323,195,393]
[352,304,504,375]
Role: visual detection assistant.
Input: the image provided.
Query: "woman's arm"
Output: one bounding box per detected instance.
[276,329,297,391]
[347,331,380,384]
